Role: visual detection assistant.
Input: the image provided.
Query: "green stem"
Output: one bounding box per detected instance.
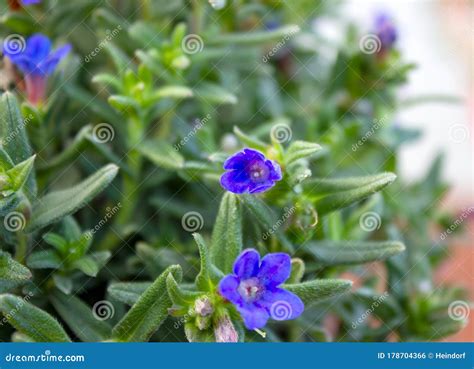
[15,232,28,264]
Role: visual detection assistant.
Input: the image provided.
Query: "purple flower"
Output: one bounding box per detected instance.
[22,0,42,4]
[3,33,71,105]
[374,13,397,52]
[220,148,282,194]
[218,249,304,330]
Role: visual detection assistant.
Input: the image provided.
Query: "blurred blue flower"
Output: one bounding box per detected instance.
[218,249,304,330]
[220,148,282,194]
[374,13,397,52]
[3,33,71,105]
[22,0,41,4]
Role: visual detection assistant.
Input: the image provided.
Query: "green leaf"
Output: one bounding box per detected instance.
[305,241,406,265]
[166,273,201,306]
[7,155,35,191]
[112,265,182,342]
[287,258,305,284]
[209,25,300,46]
[72,256,99,277]
[0,294,71,342]
[284,279,353,305]
[194,233,223,291]
[50,291,111,342]
[0,92,36,198]
[104,42,131,73]
[92,73,122,91]
[153,86,194,100]
[0,92,32,164]
[27,164,119,232]
[210,193,242,274]
[108,95,140,115]
[285,141,322,166]
[108,282,151,306]
[233,126,267,152]
[194,83,237,105]
[138,139,185,170]
[311,173,397,215]
[52,275,73,295]
[26,250,62,269]
[240,195,294,252]
[42,233,68,254]
[0,251,32,293]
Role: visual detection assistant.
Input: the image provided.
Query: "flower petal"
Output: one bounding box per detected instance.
[220,170,250,194]
[257,252,291,287]
[25,34,52,62]
[40,44,71,75]
[248,180,275,194]
[261,288,304,321]
[237,304,269,330]
[218,275,242,305]
[223,151,247,170]
[233,249,259,279]
[267,160,282,181]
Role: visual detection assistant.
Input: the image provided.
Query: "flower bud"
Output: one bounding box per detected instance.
[214,313,238,343]
[194,296,213,317]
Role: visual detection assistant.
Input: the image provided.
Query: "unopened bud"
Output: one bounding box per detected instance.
[194,296,213,317]
[214,314,238,343]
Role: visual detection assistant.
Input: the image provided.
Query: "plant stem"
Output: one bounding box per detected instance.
[15,232,28,263]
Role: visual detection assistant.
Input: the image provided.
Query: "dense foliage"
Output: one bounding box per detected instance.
[0,0,466,342]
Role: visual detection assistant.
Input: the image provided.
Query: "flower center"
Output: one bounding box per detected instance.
[247,161,269,183]
[238,278,264,302]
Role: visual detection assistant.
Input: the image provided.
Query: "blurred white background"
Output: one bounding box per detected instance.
[344,0,473,207]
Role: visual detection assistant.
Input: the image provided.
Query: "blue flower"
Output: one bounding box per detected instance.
[8,0,41,10]
[220,148,282,194]
[218,249,304,330]
[3,33,71,105]
[374,13,397,52]
[22,0,41,4]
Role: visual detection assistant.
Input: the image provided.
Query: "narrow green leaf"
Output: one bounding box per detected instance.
[194,83,237,105]
[233,126,267,152]
[72,256,99,277]
[305,241,406,265]
[108,95,140,115]
[7,155,35,191]
[166,273,201,306]
[194,233,224,291]
[0,92,32,164]
[313,173,397,214]
[104,42,130,73]
[305,172,396,195]
[112,265,182,342]
[0,251,32,293]
[210,193,243,273]
[285,141,322,166]
[50,291,111,342]
[27,164,119,232]
[287,258,305,284]
[284,279,352,305]
[209,25,300,46]
[26,250,62,269]
[153,86,194,100]
[108,282,151,306]
[0,294,71,342]
[92,73,122,91]
[42,233,68,254]
[138,139,185,170]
